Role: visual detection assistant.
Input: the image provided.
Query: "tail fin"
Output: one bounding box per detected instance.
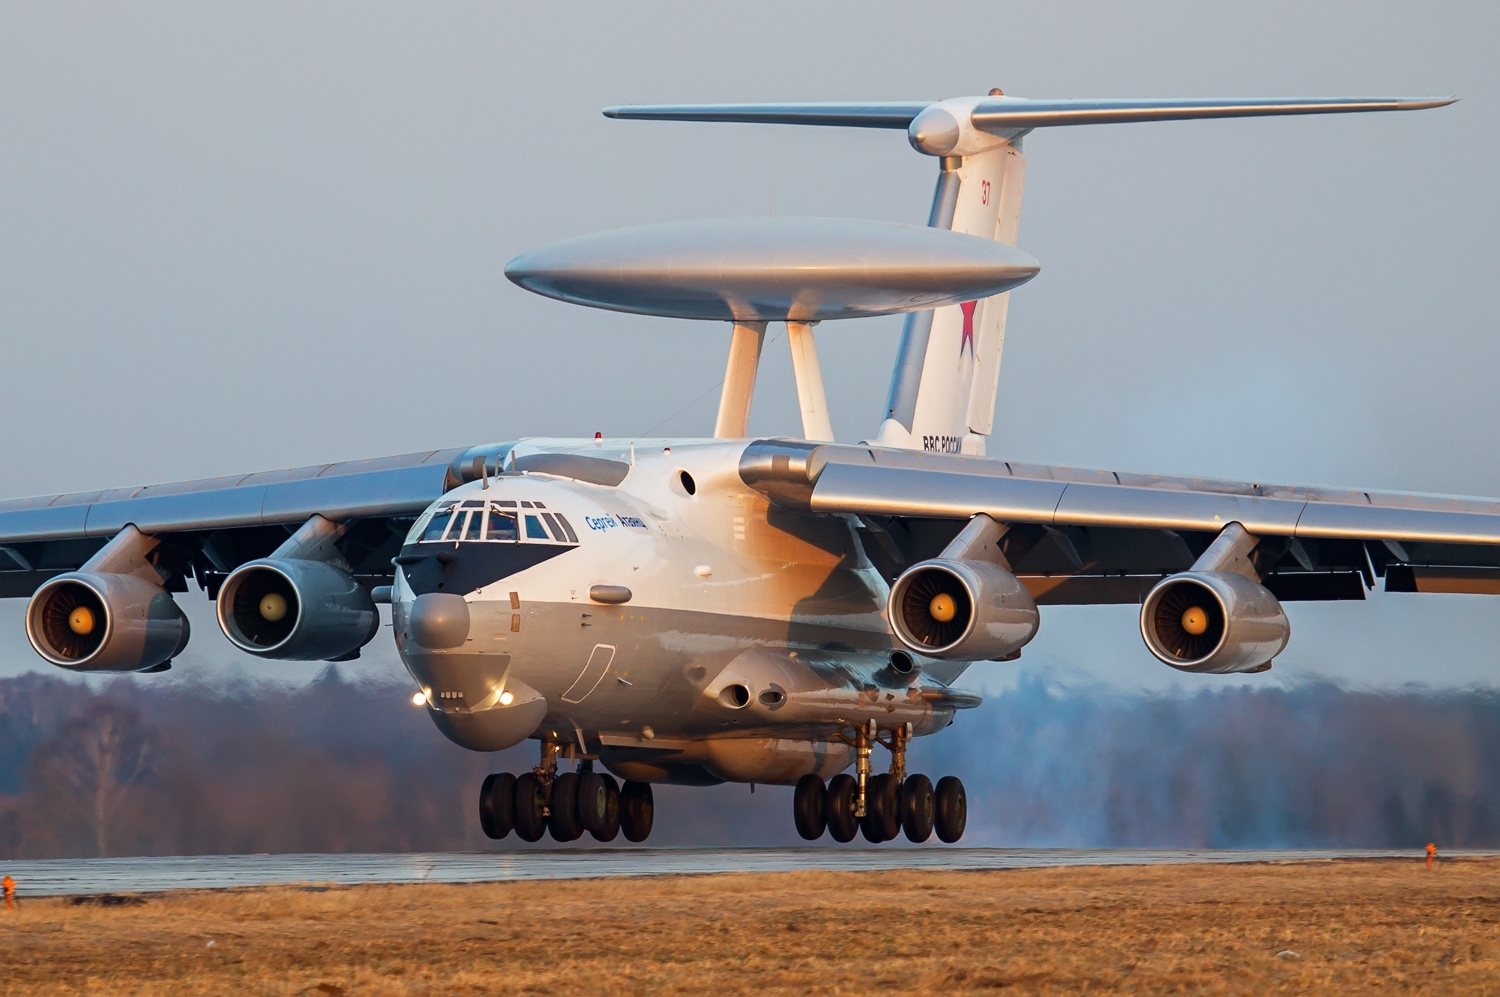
[874,140,1025,454]
[605,94,1455,452]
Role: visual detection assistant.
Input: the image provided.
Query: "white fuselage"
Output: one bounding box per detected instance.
[389,438,968,786]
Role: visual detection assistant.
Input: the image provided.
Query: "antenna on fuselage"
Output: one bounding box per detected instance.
[600,92,1455,452]
[504,218,1038,442]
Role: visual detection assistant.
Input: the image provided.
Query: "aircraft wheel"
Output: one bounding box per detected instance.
[934,775,967,843]
[513,772,548,842]
[479,772,515,840]
[825,773,859,843]
[901,774,935,843]
[549,772,583,841]
[577,771,610,838]
[861,773,900,843]
[592,774,621,842]
[793,774,827,840]
[620,780,654,842]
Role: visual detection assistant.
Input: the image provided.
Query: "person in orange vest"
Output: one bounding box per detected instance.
[1426,843,1438,869]
[2,875,14,911]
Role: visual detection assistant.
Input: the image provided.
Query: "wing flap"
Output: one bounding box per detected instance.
[1385,565,1500,595]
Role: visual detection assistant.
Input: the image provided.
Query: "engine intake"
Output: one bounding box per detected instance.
[1140,571,1289,674]
[217,558,378,661]
[889,559,1039,661]
[26,572,189,672]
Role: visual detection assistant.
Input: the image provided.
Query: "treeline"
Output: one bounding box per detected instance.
[923,678,1500,849]
[0,670,1496,857]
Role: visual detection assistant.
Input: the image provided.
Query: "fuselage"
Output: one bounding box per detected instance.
[389,437,972,786]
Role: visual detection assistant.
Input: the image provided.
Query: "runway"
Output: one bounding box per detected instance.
[1,846,1478,897]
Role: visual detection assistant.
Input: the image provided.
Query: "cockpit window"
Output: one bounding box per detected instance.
[413,497,577,545]
[552,513,579,543]
[486,509,519,541]
[540,512,564,541]
[420,509,454,542]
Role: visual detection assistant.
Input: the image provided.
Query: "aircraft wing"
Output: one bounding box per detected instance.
[740,441,1500,605]
[0,446,511,599]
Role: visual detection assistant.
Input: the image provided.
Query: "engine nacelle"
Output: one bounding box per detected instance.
[217,558,379,661]
[1140,570,1290,674]
[888,558,1039,661]
[26,572,189,672]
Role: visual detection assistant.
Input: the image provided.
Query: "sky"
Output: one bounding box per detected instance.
[0,1,1496,691]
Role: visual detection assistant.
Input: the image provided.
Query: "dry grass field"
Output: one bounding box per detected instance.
[0,857,1497,995]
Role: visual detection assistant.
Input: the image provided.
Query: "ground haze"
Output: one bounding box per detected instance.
[0,857,1495,994]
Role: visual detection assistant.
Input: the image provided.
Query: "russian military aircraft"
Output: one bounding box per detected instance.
[0,92,1474,846]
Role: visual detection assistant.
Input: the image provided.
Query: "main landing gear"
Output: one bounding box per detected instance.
[480,739,654,843]
[793,721,967,844]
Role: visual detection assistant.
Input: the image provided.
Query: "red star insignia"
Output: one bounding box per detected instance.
[959,300,977,358]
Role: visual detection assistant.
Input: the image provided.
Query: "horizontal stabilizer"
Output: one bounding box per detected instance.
[603,102,929,128]
[605,96,1457,146]
[967,96,1456,134]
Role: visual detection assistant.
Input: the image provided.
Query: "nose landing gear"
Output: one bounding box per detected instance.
[794,722,966,844]
[479,738,645,843]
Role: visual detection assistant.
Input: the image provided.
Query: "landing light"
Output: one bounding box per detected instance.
[411,691,427,706]
[499,690,514,706]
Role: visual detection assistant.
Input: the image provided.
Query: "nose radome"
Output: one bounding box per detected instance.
[409,593,471,649]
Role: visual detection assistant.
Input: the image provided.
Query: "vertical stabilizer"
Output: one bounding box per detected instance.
[964,145,1026,444]
[875,139,1025,454]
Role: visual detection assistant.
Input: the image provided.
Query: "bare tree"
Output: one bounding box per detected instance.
[40,703,153,857]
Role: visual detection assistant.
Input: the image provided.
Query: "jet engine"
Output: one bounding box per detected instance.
[1140,570,1290,674]
[25,526,190,672]
[27,572,189,672]
[217,557,379,661]
[889,558,1039,661]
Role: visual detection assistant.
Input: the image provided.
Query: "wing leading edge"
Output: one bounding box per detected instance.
[740,441,1500,605]
[0,445,513,599]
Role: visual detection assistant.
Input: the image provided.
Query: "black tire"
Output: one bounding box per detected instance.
[861,773,900,843]
[479,772,515,840]
[549,772,583,841]
[934,775,967,843]
[793,774,827,840]
[593,775,621,842]
[513,772,548,842]
[620,780,654,842]
[825,773,859,843]
[577,772,609,837]
[901,774,935,843]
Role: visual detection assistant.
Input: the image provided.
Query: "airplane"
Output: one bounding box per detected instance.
[0,91,1476,847]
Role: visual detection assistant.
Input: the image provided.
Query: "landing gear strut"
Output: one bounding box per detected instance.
[478,739,644,843]
[793,722,966,844]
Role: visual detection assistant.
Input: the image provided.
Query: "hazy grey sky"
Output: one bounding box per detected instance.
[0,2,1495,691]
